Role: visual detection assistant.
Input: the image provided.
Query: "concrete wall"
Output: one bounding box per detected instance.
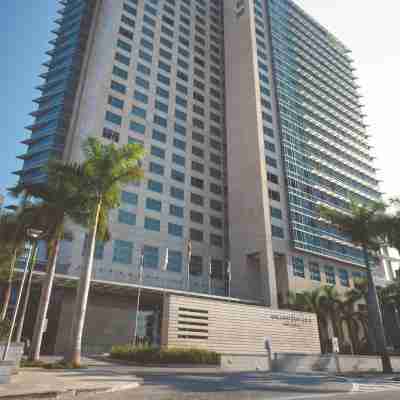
[162,294,321,355]
[273,353,400,374]
[54,289,137,355]
[224,0,277,307]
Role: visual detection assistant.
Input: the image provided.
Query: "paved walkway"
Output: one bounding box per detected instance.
[0,358,141,399]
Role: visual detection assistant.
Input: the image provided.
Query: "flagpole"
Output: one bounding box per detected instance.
[208,257,212,295]
[186,240,192,291]
[227,260,232,298]
[133,247,144,346]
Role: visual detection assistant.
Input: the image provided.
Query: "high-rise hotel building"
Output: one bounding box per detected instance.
[16,0,382,307]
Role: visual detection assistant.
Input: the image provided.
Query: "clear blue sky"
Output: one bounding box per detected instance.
[0,1,57,202]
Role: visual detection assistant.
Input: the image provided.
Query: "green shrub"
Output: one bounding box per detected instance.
[110,345,220,365]
[0,319,11,341]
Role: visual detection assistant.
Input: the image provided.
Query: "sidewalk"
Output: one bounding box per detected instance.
[0,358,141,399]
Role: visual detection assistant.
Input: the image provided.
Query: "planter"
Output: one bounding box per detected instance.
[0,342,24,375]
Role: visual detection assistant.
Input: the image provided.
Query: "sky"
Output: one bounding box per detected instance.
[0,1,398,203]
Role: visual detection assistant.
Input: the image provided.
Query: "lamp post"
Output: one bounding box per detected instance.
[2,228,43,360]
[226,261,231,298]
[186,240,192,291]
[132,247,144,346]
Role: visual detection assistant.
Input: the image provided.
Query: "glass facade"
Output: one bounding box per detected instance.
[265,0,381,266]
[17,0,97,184]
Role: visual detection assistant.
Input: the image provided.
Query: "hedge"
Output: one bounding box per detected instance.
[110,345,220,365]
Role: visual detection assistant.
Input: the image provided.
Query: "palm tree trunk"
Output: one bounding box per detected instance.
[29,237,61,361]
[15,242,39,343]
[1,248,18,321]
[67,200,102,367]
[363,245,392,373]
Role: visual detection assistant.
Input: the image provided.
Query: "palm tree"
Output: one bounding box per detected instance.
[289,288,329,352]
[12,161,93,361]
[321,285,343,346]
[320,200,393,372]
[66,138,144,367]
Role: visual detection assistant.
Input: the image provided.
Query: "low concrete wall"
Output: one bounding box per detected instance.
[0,361,14,384]
[220,354,271,372]
[0,343,24,375]
[273,353,400,374]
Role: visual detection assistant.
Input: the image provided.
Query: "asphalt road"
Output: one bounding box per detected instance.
[80,372,400,400]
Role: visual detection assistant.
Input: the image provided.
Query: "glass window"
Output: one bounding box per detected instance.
[325,265,336,285]
[146,198,162,212]
[170,204,184,218]
[105,111,122,126]
[151,145,165,159]
[149,162,164,175]
[134,90,148,104]
[131,106,146,119]
[148,179,163,193]
[171,169,185,183]
[168,250,182,272]
[293,256,305,278]
[112,66,128,80]
[152,129,167,143]
[210,234,223,247]
[118,210,136,225]
[129,121,146,134]
[170,186,184,200]
[108,95,124,109]
[121,191,138,205]
[168,223,183,237]
[144,217,161,231]
[339,269,350,287]
[270,207,282,219]
[113,240,133,264]
[309,262,321,281]
[190,228,203,242]
[144,245,159,269]
[190,255,203,276]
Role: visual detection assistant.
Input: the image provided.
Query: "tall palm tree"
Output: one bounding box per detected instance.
[321,285,343,346]
[289,288,328,352]
[12,161,92,361]
[320,200,393,372]
[66,138,144,367]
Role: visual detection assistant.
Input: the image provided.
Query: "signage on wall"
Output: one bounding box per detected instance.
[270,313,313,326]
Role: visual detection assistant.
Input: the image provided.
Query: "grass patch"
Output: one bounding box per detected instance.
[110,345,220,365]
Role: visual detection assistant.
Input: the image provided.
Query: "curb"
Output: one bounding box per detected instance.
[261,384,353,394]
[0,382,140,400]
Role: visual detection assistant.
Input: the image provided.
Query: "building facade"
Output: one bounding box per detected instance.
[17,0,385,309]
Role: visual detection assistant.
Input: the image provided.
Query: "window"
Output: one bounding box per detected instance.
[170,186,184,200]
[190,255,203,276]
[108,96,124,109]
[112,65,128,80]
[293,256,305,278]
[269,189,280,202]
[265,141,276,153]
[144,246,159,269]
[149,162,164,176]
[131,106,146,119]
[192,161,204,173]
[210,234,223,247]
[168,223,183,237]
[339,269,350,287]
[151,145,165,159]
[190,228,203,242]
[271,225,284,239]
[191,193,203,206]
[155,100,168,113]
[170,204,184,218]
[148,179,163,193]
[102,127,119,143]
[172,153,185,166]
[191,177,204,189]
[171,169,185,183]
[144,217,161,231]
[267,172,279,184]
[168,250,182,272]
[266,156,277,168]
[309,262,321,281]
[210,216,222,229]
[113,240,133,264]
[129,121,145,134]
[137,63,151,75]
[152,129,166,143]
[210,199,222,212]
[190,210,203,224]
[134,90,148,104]
[117,39,132,52]
[115,52,130,66]
[325,265,336,285]
[121,191,138,205]
[105,111,122,126]
[270,207,282,219]
[118,210,136,225]
[146,198,162,212]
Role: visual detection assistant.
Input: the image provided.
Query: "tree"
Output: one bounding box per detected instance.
[321,285,343,346]
[320,200,393,372]
[66,138,144,367]
[289,288,329,352]
[12,161,93,361]
[0,203,41,321]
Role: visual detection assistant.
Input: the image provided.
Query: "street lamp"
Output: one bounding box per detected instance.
[2,228,43,361]
[132,247,144,346]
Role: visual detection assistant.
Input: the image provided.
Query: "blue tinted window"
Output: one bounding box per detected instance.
[129,121,146,134]
[172,153,185,166]
[170,204,184,218]
[118,210,136,225]
[121,191,138,205]
[131,106,146,119]
[134,90,148,104]
[111,80,126,94]
[148,179,163,193]
[168,223,183,237]
[151,145,165,159]
[152,129,167,143]
[144,217,161,231]
[170,186,184,200]
[149,162,164,175]
[113,240,133,264]
[146,198,162,212]
[108,96,124,109]
[168,250,182,272]
[112,66,128,80]
[143,245,159,269]
[105,111,122,126]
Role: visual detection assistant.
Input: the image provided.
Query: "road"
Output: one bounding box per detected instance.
[79,371,400,400]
